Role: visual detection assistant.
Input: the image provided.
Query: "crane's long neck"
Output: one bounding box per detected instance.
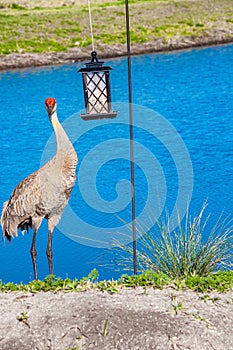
[50,111,75,155]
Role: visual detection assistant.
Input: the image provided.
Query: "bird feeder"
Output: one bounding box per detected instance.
[78,51,117,120]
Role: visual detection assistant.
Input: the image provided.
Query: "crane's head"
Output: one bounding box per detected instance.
[45,97,57,117]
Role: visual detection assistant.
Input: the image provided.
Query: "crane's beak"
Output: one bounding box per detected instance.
[47,105,54,117]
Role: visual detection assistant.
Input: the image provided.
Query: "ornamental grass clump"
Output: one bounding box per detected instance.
[117,203,233,278]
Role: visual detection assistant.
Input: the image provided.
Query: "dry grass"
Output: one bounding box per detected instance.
[1,0,117,8]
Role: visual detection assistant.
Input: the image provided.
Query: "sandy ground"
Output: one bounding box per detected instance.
[0,287,232,350]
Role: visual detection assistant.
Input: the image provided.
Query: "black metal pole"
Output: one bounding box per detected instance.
[125,0,137,275]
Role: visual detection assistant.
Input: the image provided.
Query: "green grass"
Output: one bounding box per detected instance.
[0,0,232,55]
[184,270,233,292]
[0,269,233,293]
[10,3,26,10]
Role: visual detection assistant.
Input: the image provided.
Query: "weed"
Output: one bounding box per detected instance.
[184,271,233,292]
[120,270,170,288]
[17,311,30,327]
[191,313,210,324]
[210,296,220,303]
[173,278,187,290]
[200,294,211,303]
[200,294,220,303]
[10,3,26,10]
[87,268,99,283]
[171,301,184,315]
[103,318,109,336]
[98,280,119,293]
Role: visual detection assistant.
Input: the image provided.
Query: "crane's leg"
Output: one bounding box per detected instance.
[46,229,53,275]
[30,229,38,280]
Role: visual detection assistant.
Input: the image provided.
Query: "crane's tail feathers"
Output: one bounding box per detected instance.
[1,201,13,242]
[2,230,12,242]
[1,200,9,226]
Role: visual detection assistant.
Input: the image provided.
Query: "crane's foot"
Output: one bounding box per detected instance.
[30,248,38,280]
[46,248,53,276]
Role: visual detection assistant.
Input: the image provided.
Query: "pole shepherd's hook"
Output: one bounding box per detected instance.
[125,0,137,275]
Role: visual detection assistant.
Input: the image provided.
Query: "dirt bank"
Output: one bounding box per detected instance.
[0,287,232,350]
[1,32,233,71]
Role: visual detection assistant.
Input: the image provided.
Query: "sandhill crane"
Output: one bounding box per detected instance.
[1,98,78,280]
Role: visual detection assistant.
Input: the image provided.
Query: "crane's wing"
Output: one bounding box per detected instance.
[1,171,41,239]
[8,172,41,214]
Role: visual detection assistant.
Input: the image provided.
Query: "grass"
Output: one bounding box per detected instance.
[116,203,233,278]
[0,0,232,55]
[0,269,233,293]
[183,270,233,292]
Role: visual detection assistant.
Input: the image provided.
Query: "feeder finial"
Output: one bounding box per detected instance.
[91,51,98,63]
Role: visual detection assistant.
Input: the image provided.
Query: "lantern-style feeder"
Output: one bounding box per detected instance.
[78,51,117,120]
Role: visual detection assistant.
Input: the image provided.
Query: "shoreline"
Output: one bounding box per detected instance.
[1,33,233,71]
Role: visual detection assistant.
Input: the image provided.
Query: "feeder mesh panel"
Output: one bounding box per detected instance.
[86,73,109,114]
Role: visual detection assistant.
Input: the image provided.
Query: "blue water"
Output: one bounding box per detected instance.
[0,44,233,283]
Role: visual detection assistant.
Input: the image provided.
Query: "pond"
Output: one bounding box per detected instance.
[0,44,233,283]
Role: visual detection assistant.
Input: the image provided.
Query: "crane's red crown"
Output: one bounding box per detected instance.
[45,97,56,108]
